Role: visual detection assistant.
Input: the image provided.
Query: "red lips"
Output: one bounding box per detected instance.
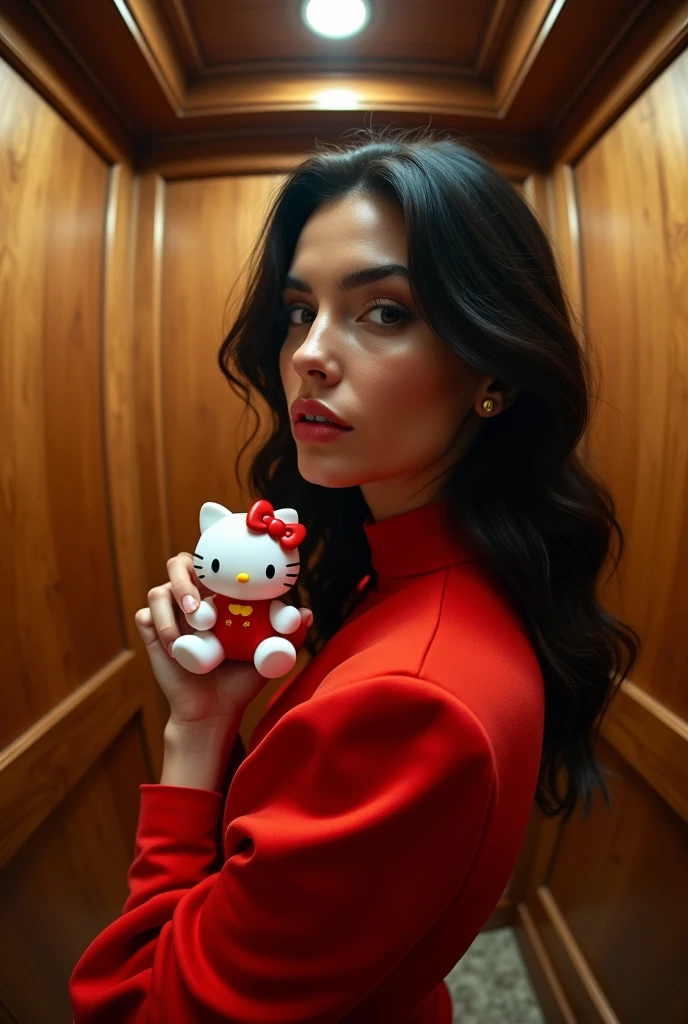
[289,398,352,429]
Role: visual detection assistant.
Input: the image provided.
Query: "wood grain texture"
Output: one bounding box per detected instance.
[579,47,688,722]
[0,57,122,748]
[0,718,149,1024]
[14,0,677,143]
[0,49,167,1021]
[161,173,284,552]
[186,0,497,70]
[517,42,688,1024]
[0,652,140,870]
[157,173,292,740]
[547,740,688,1023]
[0,0,132,161]
[1,1,687,1019]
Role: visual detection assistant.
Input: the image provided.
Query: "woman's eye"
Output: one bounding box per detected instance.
[285,302,411,330]
[366,304,407,327]
[287,306,314,326]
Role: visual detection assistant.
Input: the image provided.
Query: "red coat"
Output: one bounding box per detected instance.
[70,500,545,1023]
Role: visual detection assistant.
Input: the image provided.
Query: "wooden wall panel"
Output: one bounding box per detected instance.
[0,717,149,1024]
[2,1,685,1018]
[577,48,688,722]
[144,172,294,741]
[515,43,688,1024]
[0,57,121,748]
[548,741,688,1022]
[0,35,166,1023]
[161,173,283,556]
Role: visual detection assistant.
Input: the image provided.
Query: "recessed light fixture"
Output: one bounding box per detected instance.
[315,88,361,108]
[301,0,371,39]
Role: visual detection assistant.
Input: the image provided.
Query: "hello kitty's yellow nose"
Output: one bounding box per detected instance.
[236,572,250,583]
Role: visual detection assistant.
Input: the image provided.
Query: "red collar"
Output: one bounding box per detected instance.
[363,499,480,585]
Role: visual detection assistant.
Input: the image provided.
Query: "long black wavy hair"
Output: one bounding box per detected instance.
[218,125,640,825]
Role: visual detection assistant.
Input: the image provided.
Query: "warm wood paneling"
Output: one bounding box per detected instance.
[161,173,283,555]
[515,41,688,1024]
[2,0,687,1019]
[600,679,688,824]
[0,57,121,747]
[0,0,132,161]
[10,0,681,144]
[0,42,166,1024]
[548,741,688,1023]
[184,0,505,70]
[0,651,142,870]
[0,717,149,1024]
[153,171,302,739]
[579,47,688,722]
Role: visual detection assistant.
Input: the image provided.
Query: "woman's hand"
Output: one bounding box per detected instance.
[134,552,271,728]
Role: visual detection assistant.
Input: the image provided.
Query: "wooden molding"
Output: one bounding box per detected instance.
[12,0,678,149]
[117,0,187,114]
[184,70,496,118]
[533,885,619,1023]
[135,130,543,180]
[103,161,168,773]
[548,0,688,164]
[0,653,142,870]
[600,678,688,824]
[158,0,205,75]
[515,898,578,1024]
[158,0,521,83]
[0,0,132,163]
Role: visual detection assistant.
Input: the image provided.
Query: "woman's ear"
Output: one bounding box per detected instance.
[500,384,520,411]
[482,379,519,413]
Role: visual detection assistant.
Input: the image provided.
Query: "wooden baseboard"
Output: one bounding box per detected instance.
[513,900,578,1024]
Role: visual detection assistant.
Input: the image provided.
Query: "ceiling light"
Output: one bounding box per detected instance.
[302,0,370,39]
[315,88,361,108]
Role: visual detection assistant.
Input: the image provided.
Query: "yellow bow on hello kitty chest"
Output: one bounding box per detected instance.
[227,603,253,616]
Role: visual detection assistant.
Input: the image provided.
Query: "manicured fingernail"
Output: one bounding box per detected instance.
[168,642,175,658]
[182,595,198,613]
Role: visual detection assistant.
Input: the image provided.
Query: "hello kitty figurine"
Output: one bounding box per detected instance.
[171,499,313,679]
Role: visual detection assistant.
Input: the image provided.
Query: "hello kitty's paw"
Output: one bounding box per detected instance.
[172,632,224,674]
[299,607,314,628]
[254,637,297,679]
[269,601,302,635]
[185,598,216,631]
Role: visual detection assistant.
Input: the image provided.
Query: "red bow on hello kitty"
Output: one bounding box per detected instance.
[246,500,306,550]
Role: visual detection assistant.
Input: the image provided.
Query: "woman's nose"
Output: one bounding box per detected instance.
[291,315,342,382]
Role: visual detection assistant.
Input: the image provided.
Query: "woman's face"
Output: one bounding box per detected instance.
[279,190,492,520]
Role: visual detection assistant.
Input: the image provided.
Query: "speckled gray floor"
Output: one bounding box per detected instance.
[444,927,545,1023]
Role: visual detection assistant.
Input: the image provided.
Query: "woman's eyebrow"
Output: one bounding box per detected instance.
[283,263,409,294]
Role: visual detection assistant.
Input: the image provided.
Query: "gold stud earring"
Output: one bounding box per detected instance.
[481,398,494,414]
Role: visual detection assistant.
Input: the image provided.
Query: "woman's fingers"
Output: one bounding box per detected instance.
[147,582,185,655]
[134,605,173,668]
[134,606,158,646]
[300,607,314,627]
[167,552,203,614]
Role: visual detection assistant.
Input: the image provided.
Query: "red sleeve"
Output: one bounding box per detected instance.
[69,675,496,1023]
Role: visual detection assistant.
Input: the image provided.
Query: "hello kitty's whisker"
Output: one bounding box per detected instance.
[286,562,300,567]
[193,565,203,569]
[282,581,295,587]
[197,574,206,579]
[286,573,298,577]
[194,552,204,559]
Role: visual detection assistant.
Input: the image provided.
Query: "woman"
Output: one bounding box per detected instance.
[70,127,640,1022]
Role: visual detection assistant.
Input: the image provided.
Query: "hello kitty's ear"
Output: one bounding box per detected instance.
[274,507,299,524]
[199,502,233,533]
